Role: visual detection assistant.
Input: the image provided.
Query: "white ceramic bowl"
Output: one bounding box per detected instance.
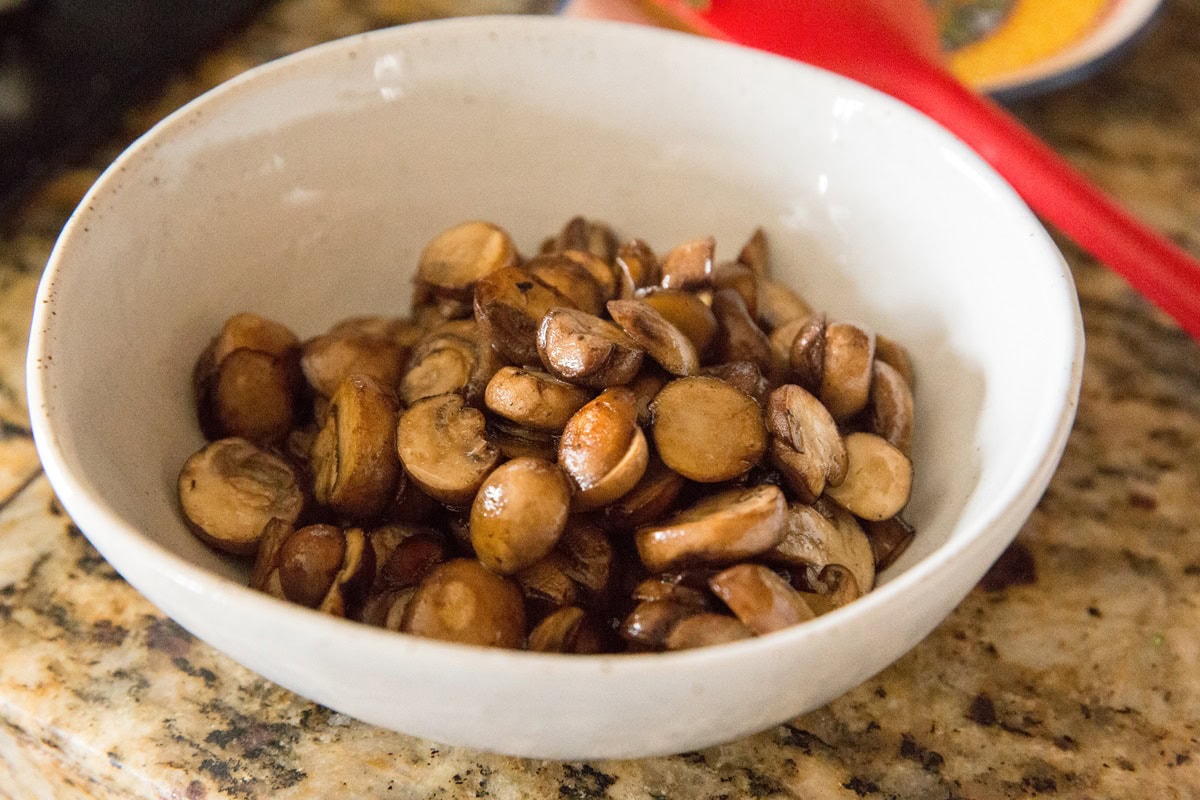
[27,16,1083,759]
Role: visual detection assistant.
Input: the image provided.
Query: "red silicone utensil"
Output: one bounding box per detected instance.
[635,0,1200,339]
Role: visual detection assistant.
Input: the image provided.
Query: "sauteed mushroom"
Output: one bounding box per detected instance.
[528,606,607,654]
[708,563,815,634]
[607,298,700,377]
[665,613,753,650]
[484,366,591,432]
[301,330,407,398]
[179,437,304,555]
[401,559,526,648]
[768,500,876,596]
[474,266,575,365]
[470,457,572,574]
[824,432,912,521]
[558,388,649,510]
[396,394,500,506]
[537,307,645,388]
[765,384,847,503]
[638,289,719,355]
[650,376,766,483]
[659,236,715,290]
[869,360,915,457]
[417,220,519,299]
[635,485,787,572]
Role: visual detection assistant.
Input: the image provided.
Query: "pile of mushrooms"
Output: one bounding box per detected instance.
[178,218,917,652]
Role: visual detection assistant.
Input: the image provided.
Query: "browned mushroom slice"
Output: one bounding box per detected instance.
[537,307,645,389]
[862,515,916,571]
[310,373,401,521]
[528,606,607,654]
[555,216,619,265]
[820,322,876,421]
[329,316,424,348]
[316,528,376,618]
[757,279,813,332]
[627,366,669,426]
[801,564,864,616]
[358,588,416,631]
[713,263,759,319]
[417,220,519,299]
[396,394,501,506]
[560,249,619,303]
[201,348,300,445]
[607,299,700,377]
[374,531,448,592]
[401,558,526,648]
[700,361,771,407]
[301,330,408,398]
[638,289,719,358]
[710,289,773,374]
[517,558,580,620]
[487,419,560,462]
[558,388,648,510]
[524,253,607,316]
[765,384,848,503]
[277,524,347,608]
[474,266,576,365]
[708,563,815,635]
[635,485,786,572]
[659,236,715,290]
[789,313,826,394]
[650,376,767,483]
[614,239,661,297]
[736,227,770,277]
[401,320,501,407]
[249,517,293,598]
[470,457,572,574]
[630,577,710,609]
[874,333,916,390]
[544,519,615,602]
[665,613,754,650]
[768,317,807,378]
[411,295,474,329]
[768,500,876,594]
[824,432,912,522]
[601,456,687,532]
[869,360,914,457]
[620,599,703,650]
[179,438,304,555]
[484,366,593,433]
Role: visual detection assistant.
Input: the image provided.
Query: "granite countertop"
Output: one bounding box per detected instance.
[1,1,1198,798]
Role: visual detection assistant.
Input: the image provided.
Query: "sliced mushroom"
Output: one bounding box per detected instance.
[627,366,669,426]
[249,517,293,598]
[620,599,703,650]
[637,288,719,356]
[516,558,580,621]
[417,220,519,299]
[524,253,607,316]
[543,519,615,602]
[665,613,753,650]
[536,307,645,389]
[765,384,848,503]
[614,239,660,296]
[301,330,407,398]
[757,279,813,332]
[560,249,619,303]
[650,376,767,483]
[635,484,787,572]
[736,227,770,277]
[374,531,447,592]
[713,263,759,319]
[178,437,304,555]
[401,558,526,648]
[607,298,700,376]
[470,457,572,574]
[487,419,560,462]
[631,576,711,609]
[400,320,500,407]
[484,366,592,433]
[824,432,912,521]
[874,333,916,390]
[768,500,876,594]
[555,216,619,265]
[358,588,416,630]
[768,317,808,379]
[601,455,687,532]
[862,515,916,572]
[527,606,607,654]
[700,361,770,408]
[801,564,864,615]
[396,394,501,506]
[869,360,914,457]
[710,288,773,374]
[316,527,376,618]
[820,322,875,421]
[278,524,347,608]
[329,316,424,348]
[659,236,715,290]
[474,266,576,365]
[558,388,649,510]
[708,563,815,634]
[789,313,826,394]
[310,373,401,521]
[207,312,300,364]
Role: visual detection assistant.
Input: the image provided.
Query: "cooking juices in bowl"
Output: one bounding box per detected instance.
[179,218,918,653]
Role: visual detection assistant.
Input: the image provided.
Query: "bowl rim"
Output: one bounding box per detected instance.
[25,14,1085,674]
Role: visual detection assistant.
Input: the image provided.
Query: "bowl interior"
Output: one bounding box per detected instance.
[29,16,1080,756]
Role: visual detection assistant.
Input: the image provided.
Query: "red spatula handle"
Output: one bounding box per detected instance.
[643,0,1200,338]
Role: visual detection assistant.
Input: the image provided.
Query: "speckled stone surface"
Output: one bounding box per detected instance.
[2,1,1199,798]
